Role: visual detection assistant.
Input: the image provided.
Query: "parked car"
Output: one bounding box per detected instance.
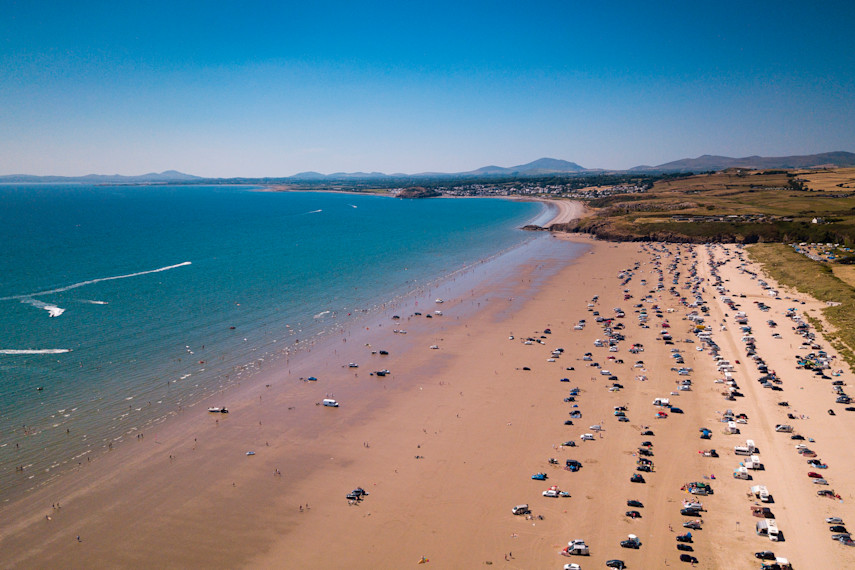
[606,560,626,569]
[830,525,848,533]
[627,499,644,508]
[826,517,844,524]
[754,550,775,560]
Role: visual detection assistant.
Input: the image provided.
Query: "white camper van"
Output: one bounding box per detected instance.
[755,518,780,541]
[322,398,339,407]
[734,439,756,455]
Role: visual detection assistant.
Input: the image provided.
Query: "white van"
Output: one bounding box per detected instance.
[734,441,755,455]
[322,398,339,407]
[756,518,779,540]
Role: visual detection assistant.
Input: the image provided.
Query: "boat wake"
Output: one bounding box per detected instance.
[0,262,192,317]
[304,209,323,214]
[0,348,72,355]
[20,298,66,317]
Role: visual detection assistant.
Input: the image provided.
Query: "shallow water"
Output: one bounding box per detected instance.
[0,185,545,498]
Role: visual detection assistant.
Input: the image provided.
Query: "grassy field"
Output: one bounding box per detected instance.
[560,168,855,243]
[748,243,855,369]
[832,264,855,288]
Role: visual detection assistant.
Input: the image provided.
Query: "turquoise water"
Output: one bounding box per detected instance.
[0,185,544,496]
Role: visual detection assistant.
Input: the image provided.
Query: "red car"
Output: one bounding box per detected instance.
[808,471,822,478]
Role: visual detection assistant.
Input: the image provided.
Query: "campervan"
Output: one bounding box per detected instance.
[755,518,780,541]
[744,458,764,470]
[751,485,772,503]
[322,398,339,407]
[734,440,756,455]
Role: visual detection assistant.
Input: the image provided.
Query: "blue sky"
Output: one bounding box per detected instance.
[2,0,854,176]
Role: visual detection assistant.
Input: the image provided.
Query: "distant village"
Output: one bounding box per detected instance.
[390,182,649,199]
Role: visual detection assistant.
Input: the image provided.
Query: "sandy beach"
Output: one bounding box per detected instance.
[3,208,855,568]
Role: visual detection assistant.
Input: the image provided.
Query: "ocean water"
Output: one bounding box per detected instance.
[0,184,545,498]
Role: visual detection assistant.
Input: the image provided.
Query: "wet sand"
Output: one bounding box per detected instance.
[2,234,854,569]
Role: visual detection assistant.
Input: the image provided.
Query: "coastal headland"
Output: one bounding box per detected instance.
[2,201,854,569]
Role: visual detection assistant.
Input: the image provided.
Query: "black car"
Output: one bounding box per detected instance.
[791,434,805,440]
[754,551,775,560]
[606,560,626,569]
[679,554,698,564]
[627,500,644,508]
[625,510,642,518]
[830,525,848,533]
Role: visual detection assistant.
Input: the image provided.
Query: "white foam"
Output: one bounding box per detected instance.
[305,209,322,214]
[20,298,66,317]
[0,348,71,354]
[81,300,109,305]
[314,310,330,319]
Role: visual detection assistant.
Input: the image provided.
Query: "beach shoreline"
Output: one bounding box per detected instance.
[4,226,855,568]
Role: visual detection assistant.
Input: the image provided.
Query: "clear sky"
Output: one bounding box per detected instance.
[2,0,854,177]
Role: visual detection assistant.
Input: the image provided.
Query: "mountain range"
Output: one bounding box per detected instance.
[2,152,853,183]
[629,151,855,172]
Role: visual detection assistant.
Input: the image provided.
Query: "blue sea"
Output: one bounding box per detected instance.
[0,184,549,498]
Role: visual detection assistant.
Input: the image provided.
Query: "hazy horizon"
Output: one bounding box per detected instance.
[2,1,854,178]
